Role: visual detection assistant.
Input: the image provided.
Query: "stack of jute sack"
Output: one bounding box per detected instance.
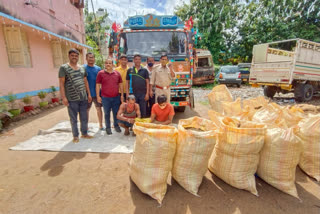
[130,118,217,204]
[207,85,320,198]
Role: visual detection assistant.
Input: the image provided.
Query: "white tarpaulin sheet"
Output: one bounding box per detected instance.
[10,121,135,153]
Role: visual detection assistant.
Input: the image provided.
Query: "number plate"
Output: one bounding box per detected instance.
[178,80,187,85]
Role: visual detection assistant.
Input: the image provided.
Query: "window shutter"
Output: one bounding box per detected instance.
[51,40,63,68]
[3,26,24,66]
[20,31,32,67]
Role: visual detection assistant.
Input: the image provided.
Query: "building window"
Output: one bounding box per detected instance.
[3,25,32,67]
[51,40,76,68]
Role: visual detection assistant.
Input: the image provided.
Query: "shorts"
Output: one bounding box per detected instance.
[118,120,133,128]
[87,97,102,109]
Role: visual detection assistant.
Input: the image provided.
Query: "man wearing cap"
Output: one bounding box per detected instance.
[116,54,129,101]
[150,54,175,103]
[126,54,149,118]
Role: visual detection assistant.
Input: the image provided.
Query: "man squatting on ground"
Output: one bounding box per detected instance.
[59,48,93,143]
[151,94,175,125]
[150,54,175,103]
[96,58,124,135]
[117,95,141,136]
[84,52,104,130]
[126,54,150,118]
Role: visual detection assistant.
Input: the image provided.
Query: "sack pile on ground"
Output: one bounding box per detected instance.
[130,85,319,204]
[172,117,217,196]
[208,117,266,196]
[207,85,320,198]
[130,122,177,204]
[131,117,218,204]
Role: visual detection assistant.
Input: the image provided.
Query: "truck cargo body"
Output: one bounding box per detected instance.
[250,39,320,101]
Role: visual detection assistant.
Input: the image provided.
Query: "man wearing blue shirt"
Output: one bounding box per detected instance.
[84,52,104,130]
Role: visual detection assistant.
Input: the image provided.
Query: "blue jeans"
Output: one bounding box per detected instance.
[102,96,121,129]
[134,93,147,118]
[68,100,88,137]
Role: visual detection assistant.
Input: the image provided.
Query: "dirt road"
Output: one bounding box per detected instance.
[0,91,319,214]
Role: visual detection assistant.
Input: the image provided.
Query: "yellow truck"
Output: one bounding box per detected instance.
[250,39,320,101]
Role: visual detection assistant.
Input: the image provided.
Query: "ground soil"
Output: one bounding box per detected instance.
[0,95,319,214]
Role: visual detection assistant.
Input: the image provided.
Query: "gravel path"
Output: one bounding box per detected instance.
[193,85,320,106]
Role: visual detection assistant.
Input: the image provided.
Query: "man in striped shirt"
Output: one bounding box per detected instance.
[59,48,93,143]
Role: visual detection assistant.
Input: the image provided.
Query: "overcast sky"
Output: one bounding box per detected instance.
[91,0,190,24]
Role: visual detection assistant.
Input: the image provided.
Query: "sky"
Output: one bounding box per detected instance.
[91,0,190,25]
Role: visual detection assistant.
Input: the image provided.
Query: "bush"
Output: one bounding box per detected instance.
[22,95,32,105]
[7,92,17,109]
[37,91,47,100]
[50,86,57,97]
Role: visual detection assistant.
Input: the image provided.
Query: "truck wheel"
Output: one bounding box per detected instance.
[264,86,277,98]
[175,106,186,112]
[294,83,313,102]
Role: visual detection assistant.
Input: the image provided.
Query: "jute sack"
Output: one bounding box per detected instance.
[243,96,269,109]
[221,98,242,116]
[208,110,224,128]
[296,115,320,181]
[172,117,218,195]
[252,103,287,128]
[130,122,178,204]
[257,128,302,198]
[208,85,233,113]
[281,106,304,128]
[208,117,266,195]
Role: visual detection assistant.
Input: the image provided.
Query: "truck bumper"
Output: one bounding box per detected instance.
[193,76,215,85]
[218,79,242,84]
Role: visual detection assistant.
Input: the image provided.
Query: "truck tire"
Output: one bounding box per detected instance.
[175,106,186,112]
[264,86,277,98]
[294,83,313,102]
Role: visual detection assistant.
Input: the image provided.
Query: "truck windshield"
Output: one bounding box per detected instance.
[119,31,187,58]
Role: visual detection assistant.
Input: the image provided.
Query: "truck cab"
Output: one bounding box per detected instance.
[193,49,215,85]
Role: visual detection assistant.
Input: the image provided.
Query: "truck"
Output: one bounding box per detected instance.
[249,39,320,101]
[109,14,196,112]
[193,49,215,85]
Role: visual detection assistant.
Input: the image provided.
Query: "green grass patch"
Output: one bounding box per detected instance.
[199,100,210,106]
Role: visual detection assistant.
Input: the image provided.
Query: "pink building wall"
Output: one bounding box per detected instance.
[0,0,85,43]
[0,0,88,99]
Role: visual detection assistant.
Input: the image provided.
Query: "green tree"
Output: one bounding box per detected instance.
[175,0,320,64]
[175,0,244,64]
[84,1,111,67]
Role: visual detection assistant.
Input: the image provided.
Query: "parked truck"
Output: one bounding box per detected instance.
[249,39,320,101]
[109,14,196,112]
[193,49,215,85]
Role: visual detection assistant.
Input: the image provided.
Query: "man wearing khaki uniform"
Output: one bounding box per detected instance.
[150,54,175,102]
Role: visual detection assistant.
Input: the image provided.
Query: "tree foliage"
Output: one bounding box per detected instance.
[84,1,110,68]
[175,0,320,64]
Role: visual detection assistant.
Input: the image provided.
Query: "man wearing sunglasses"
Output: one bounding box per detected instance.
[150,94,175,125]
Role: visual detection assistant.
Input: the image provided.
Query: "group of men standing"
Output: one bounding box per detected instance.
[59,48,176,142]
